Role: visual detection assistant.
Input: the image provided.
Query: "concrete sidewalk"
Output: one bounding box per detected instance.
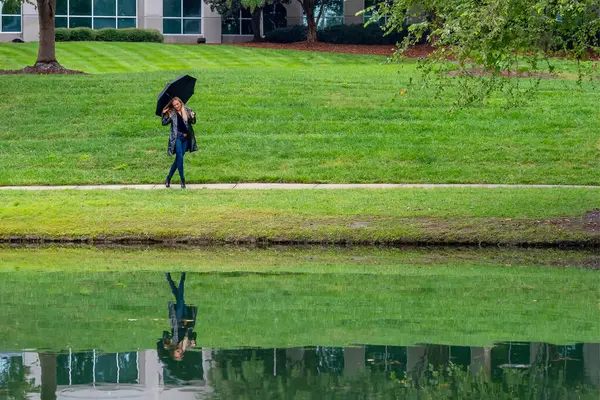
[1,183,599,190]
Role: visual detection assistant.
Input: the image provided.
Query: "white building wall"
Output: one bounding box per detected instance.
[142,0,163,31]
[0,0,369,44]
[285,1,304,26]
[21,2,39,42]
[202,2,222,44]
[344,0,364,24]
[0,32,21,42]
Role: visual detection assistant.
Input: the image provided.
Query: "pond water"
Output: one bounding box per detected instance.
[0,246,598,398]
[2,343,598,399]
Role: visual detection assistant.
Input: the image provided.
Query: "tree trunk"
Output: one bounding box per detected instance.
[35,0,59,66]
[305,7,317,43]
[251,8,263,42]
[40,353,57,400]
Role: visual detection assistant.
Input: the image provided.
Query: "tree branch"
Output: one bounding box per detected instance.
[315,0,325,26]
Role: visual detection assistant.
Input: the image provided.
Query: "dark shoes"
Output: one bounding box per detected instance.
[166,177,185,189]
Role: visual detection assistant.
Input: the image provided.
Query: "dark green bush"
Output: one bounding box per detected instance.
[68,27,96,41]
[264,23,408,45]
[95,28,121,42]
[115,28,164,42]
[317,23,406,45]
[55,28,163,43]
[54,28,71,42]
[264,25,307,43]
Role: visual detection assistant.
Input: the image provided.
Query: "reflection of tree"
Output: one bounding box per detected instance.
[40,353,57,400]
[204,346,599,399]
[315,346,344,375]
[0,356,37,399]
[408,344,450,386]
[207,361,598,399]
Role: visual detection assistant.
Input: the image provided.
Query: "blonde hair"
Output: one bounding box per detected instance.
[162,97,188,122]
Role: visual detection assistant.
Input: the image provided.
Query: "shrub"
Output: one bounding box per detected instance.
[317,23,406,45]
[115,28,164,43]
[95,28,121,42]
[55,28,164,43]
[55,28,71,42]
[68,27,96,41]
[264,25,307,43]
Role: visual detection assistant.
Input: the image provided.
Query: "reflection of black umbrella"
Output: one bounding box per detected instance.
[156,75,197,116]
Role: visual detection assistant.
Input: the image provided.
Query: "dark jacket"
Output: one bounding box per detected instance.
[162,106,199,157]
[167,301,198,344]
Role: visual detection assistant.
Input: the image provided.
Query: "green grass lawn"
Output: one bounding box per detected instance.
[0,246,597,351]
[1,188,599,244]
[0,43,598,186]
[0,42,382,72]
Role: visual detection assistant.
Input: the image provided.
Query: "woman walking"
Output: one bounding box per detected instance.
[162,97,198,188]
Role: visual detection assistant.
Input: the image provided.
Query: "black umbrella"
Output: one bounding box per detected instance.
[156,74,197,116]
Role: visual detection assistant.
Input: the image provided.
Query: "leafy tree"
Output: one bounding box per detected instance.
[205,0,289,42]
[367,0,600,105]
[243,0,331,42]
[3,0,62,70]
[0,356,37,399]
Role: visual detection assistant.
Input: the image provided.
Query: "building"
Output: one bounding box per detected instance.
[0,0,374,44]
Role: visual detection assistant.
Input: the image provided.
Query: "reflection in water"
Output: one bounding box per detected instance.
[1,270,598,398]
[156,272,201,386]
[156,272,203,385]
[1,343,599,398]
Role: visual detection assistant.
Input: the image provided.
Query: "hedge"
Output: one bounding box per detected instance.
[264,25,307,43]
[55,28,164,43]
[317,23,407,45]
[264,23,407,45]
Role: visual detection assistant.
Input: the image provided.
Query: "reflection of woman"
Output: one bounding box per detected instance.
[159,272,197,361]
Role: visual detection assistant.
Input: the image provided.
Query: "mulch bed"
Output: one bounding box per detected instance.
[231,41,426,57]
[230,41,600,69]
[0,64,85,75]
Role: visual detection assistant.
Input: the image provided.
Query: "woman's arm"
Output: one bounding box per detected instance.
[187,108,196,124]
[162,112,172,126]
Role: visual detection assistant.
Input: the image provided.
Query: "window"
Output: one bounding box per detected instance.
[222,7,253,36]
[55,0,136,29]
[303,0,343,29]
[163,0,202,35]
[318,0,343,27]
[262,3,286,34]
[1,1,21,33]
[222,4,286,37]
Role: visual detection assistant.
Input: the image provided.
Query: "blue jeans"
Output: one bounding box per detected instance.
[167,137,188,183]
[167,272,186,320]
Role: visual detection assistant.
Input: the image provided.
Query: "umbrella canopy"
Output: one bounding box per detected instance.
[156,74,197,116]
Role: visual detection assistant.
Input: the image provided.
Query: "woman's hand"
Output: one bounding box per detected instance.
[190,111,195,118]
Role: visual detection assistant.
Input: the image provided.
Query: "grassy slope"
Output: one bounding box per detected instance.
[0,246,598,351]
[1,188,599,244]
[0,43,598,185]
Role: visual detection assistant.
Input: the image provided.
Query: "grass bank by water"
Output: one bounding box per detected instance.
[1,188,599,245]
[0,246,598,350]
